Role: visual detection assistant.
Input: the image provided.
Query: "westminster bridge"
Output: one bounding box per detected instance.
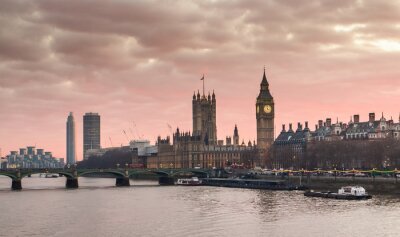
[0,168,214,190]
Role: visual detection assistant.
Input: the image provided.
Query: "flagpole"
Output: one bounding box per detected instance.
[202,74,205,96]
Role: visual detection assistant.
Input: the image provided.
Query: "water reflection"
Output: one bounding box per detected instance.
[0,176,399,237]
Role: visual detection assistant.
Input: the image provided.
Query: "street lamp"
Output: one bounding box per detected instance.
[116,163,120,169]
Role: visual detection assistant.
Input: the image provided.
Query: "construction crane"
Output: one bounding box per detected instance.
[129,128,135,140]
[109,136,113,147]
[122,130,130,144]
[133,121,141,139]
[167,123,173,136]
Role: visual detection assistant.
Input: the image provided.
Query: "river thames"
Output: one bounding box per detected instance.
[0,175,399,237]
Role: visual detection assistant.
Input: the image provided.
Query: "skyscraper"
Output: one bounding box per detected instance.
[83,112,101,159]
[66,112,76,164]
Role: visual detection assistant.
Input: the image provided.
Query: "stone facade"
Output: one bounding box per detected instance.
[148,127,257,169]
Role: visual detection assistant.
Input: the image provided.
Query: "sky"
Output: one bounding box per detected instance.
[1,0,400,160]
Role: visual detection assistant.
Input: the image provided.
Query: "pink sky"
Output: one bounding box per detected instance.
[1,0,400,160]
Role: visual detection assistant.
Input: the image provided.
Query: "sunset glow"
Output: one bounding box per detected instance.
[1,0,400,160]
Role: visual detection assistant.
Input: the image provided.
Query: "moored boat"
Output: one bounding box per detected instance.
[176,177,202,186]
[304,186,372,200]
[39,173,59,178]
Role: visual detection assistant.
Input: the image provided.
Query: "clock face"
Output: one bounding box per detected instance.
[264,105,272,113]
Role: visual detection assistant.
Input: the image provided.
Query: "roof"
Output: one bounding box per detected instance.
[257,69,273,100]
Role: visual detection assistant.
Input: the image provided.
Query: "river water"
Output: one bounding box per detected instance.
[0,175,399,237]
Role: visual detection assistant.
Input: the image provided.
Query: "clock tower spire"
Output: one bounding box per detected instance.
[256,68,274,167]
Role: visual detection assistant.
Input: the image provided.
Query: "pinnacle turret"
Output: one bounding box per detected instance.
[234,124,239,136]
[261,67,269,87]
[257,68,273,100]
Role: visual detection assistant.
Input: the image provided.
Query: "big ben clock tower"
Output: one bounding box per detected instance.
[256,68,274,167]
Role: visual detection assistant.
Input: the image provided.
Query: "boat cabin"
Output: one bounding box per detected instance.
[338,186,367,196]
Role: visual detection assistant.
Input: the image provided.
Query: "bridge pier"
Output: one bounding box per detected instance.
[66,178,79,189]
[159,176,175,185]
[12,179,22,190]
[116,177,130,187]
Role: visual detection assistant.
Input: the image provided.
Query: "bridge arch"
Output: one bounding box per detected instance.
[0,173,18,180]
[20,171,75,179]
[128,170,170,177]
[78,170,126,178]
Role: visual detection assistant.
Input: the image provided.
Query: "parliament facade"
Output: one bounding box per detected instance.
[147,70,275,169]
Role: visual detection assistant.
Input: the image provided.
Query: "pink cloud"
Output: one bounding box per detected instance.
[1,0,400,160]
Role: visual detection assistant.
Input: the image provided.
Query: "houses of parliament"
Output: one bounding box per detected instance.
[147,70,275,169]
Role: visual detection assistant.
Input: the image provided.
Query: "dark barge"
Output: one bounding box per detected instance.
[201,178,305,190]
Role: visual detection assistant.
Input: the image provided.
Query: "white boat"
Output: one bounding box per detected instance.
[305,186,372,200]
[176,177,202,186]
[338,186,369,196]
[39,173,59,178]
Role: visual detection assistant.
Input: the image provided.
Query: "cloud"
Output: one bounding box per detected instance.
[1,0,400,160]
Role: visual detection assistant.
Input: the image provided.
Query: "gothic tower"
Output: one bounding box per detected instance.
[256,69,274,166]
[192,90,217,145]
[233,125,239,146]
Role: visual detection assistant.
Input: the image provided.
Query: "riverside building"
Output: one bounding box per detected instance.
[3,146,64,169]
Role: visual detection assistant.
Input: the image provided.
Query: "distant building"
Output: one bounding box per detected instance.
[83,112,101,160]
[66,112,76,164]
[271,113,400,169]
[4,146,64,168]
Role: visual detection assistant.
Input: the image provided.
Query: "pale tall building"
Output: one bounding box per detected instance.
[83,112,101,159]
[66,112,76,164]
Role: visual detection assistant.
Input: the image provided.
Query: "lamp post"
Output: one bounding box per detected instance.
[73,163,77,177]
[116,163,120,169]
[293,155,296,171]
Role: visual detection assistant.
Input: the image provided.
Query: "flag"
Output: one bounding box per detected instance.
[200,75,204,80]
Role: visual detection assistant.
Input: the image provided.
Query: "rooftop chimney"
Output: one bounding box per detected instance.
[354,114,360,123]
[326,118,332,127]
[369,113,375,123]
[318,120,323,128]
[297,122,302,131]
